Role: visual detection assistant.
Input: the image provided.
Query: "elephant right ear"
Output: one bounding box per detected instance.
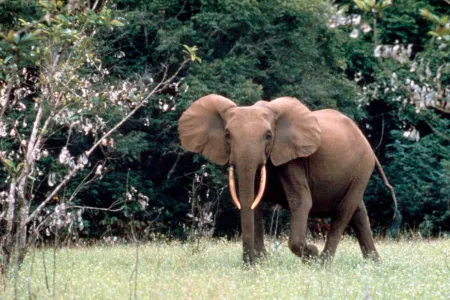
[263,97,321,166]
[178,94,236,165]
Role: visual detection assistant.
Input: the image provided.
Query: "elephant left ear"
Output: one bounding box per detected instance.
[258,97,322,166]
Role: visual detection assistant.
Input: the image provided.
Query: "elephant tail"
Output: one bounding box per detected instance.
[374,156,398,219]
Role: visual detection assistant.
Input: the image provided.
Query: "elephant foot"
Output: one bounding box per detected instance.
[301,244,320,263]
[255,247,267,261]
[318,250,334,265]
[289,242,319,262]
[306,244,319,257]
[365,251,381,263]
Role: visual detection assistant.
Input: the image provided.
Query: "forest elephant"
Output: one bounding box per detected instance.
[178,94,397,264]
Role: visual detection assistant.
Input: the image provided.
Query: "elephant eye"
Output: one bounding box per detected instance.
[225,130,231,140]
[265,131,272,141]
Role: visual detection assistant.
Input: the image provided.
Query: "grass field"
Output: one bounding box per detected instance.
[1,237,449,299]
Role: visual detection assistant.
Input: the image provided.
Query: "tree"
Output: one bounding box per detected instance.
[0,0,190,271]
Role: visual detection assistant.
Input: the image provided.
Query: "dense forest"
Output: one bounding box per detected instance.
[0,0,449,267]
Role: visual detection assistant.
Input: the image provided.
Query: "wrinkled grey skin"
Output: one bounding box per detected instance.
[178,94,395,264]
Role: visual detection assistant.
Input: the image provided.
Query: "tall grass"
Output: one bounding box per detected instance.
[1,237,449,299]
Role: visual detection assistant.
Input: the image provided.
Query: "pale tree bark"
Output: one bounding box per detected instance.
[1,104,44,271]
[1,179,17,274]
[17,177,29,262]
[0,84,13,121]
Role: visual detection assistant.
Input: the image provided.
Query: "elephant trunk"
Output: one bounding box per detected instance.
[236,164,257,264]
[228,144,267,264]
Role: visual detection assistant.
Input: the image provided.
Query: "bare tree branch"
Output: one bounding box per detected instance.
[25,167,78,225]
[166,152,181,180]
[68,204,126,212]
[24,59,190,226]
[66,161,104,203]
[25,105,43,165]
[430,104,450,114]
[15,15,48,36]
[422,118,450,141]
[85,59,189,157]
[375,114,385,151]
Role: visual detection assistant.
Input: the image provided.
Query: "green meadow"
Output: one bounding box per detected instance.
[2,237,449,299]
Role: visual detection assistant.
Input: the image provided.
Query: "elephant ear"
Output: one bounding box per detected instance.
[262,97,321,166]
[178,94,236,165]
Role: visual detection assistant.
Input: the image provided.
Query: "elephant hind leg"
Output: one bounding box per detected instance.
[321,210,355,261]
[349,202,380,262]
[321,184,367,260]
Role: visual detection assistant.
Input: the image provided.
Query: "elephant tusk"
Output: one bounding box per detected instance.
[228,166,241,210]
[251,165,267,210]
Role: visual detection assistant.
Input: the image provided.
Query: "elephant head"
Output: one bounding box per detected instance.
[178,94,321,263]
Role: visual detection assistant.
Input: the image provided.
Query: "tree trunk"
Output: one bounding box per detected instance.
[1,179,17,274]
[17,177,30,263]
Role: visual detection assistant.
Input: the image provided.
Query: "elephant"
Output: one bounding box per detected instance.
[178,94,397,264]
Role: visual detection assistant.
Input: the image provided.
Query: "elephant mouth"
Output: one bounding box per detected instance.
[228,165,267,210]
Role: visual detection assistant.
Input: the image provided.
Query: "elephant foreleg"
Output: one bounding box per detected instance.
[288,208,319,261]
[349,202,380,262]
[280,164,318,261]
[254,205,266,259]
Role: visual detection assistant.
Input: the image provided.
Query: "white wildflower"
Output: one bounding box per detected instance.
[59,147,70,165]
[95,164,103,176]
[328,20,337,29]
[352,14,361,26]
[382,45,393,58]
[374,45,382,57]
[17,102,26,111]
[360,21,371,33]
[48,172,56,187]
[77,153,88,166]
[406,44,413,57]
[409,61,417,73]
[0,122,7,137]
[138,199,148,210]
[403,128,420,142]
[350,28,359,39]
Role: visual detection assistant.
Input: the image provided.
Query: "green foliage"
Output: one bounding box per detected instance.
[420,7,450,43]
[333,0,450,234]
[1,0,448,240]
[385,130,450,235]
[80,0,361,238]
[353,0,393,16]
[0,0,146,248]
